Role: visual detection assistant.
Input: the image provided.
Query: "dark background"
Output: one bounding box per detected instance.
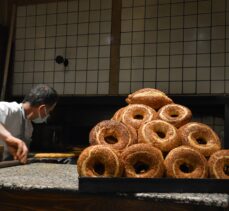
[8,95,227,152]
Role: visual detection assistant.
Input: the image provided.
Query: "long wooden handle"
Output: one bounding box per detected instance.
[0,158,35,168]
[0,4,16,100]
[0,159,20,168]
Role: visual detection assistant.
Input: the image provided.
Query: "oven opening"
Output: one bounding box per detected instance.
[32,157,76,164]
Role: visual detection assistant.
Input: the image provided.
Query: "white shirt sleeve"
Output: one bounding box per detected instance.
[0,103,9,124]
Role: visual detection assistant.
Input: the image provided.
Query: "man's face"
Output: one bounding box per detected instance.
[35,103,56,120]
[25,102,56,121]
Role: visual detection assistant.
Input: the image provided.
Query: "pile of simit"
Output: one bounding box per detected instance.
[77,88,229,179]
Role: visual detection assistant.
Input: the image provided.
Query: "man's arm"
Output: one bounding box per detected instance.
[0,123,28,163]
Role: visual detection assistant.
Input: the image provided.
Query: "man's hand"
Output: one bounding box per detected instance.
[5,136,28,164]
[0,123,28,164]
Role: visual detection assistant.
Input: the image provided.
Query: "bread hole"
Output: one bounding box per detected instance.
[170,113,179,117]
[168,109,179,118]
[134,114,143,120]
[224,165,229,176]
[105,135,118,144]
[196,137,207,145]
[134,161,149,174]
[93,162,105,175]
[156,131,166,139]
[179,163,194,173]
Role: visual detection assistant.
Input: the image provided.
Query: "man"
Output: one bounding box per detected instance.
[0,84,58,163]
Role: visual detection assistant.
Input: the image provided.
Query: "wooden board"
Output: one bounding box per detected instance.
[34,153,76,158]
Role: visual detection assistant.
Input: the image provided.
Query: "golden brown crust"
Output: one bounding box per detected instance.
[178,122,221,157]
[164,146,208,178]
[208,150,229,179]
[121,143,165,178]
[158,103,192,128]
[125,124,138,146]
[125,88,173,110]
[89,120,137,151]
[77,145,123,177]
[138,120,181,152]
[112,107,127,122]
[121,104,158,130]
[34,153,76,158]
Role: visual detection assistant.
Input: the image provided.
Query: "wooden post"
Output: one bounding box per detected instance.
[1,4,16,100]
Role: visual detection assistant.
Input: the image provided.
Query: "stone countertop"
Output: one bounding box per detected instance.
[0,163,78,192]
[0,163,228,208]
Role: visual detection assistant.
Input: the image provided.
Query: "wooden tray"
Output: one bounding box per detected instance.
[79,177,229,193]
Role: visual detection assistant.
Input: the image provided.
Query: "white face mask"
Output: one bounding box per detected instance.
[32,107,49,124]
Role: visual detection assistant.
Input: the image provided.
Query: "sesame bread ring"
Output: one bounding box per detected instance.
[138,120,181,152]
[112,106,127,122]
[89,120,137,151]
[164,146,208,178]
[120,104,158,130]
[208,150,229,179]
[125,88,173,110]
[77,145,123,177]
[178,122,221,157]
[158,103,192,128]
[121,143,165,178]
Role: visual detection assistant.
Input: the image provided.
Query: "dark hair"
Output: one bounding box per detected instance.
[23,84,58,107]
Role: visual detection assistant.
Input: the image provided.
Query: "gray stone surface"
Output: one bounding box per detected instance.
[0,163,228,208]
[133,193,229,208]
[0,163,78,191]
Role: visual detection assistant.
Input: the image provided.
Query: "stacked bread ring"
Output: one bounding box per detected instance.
[77,88,227,179]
